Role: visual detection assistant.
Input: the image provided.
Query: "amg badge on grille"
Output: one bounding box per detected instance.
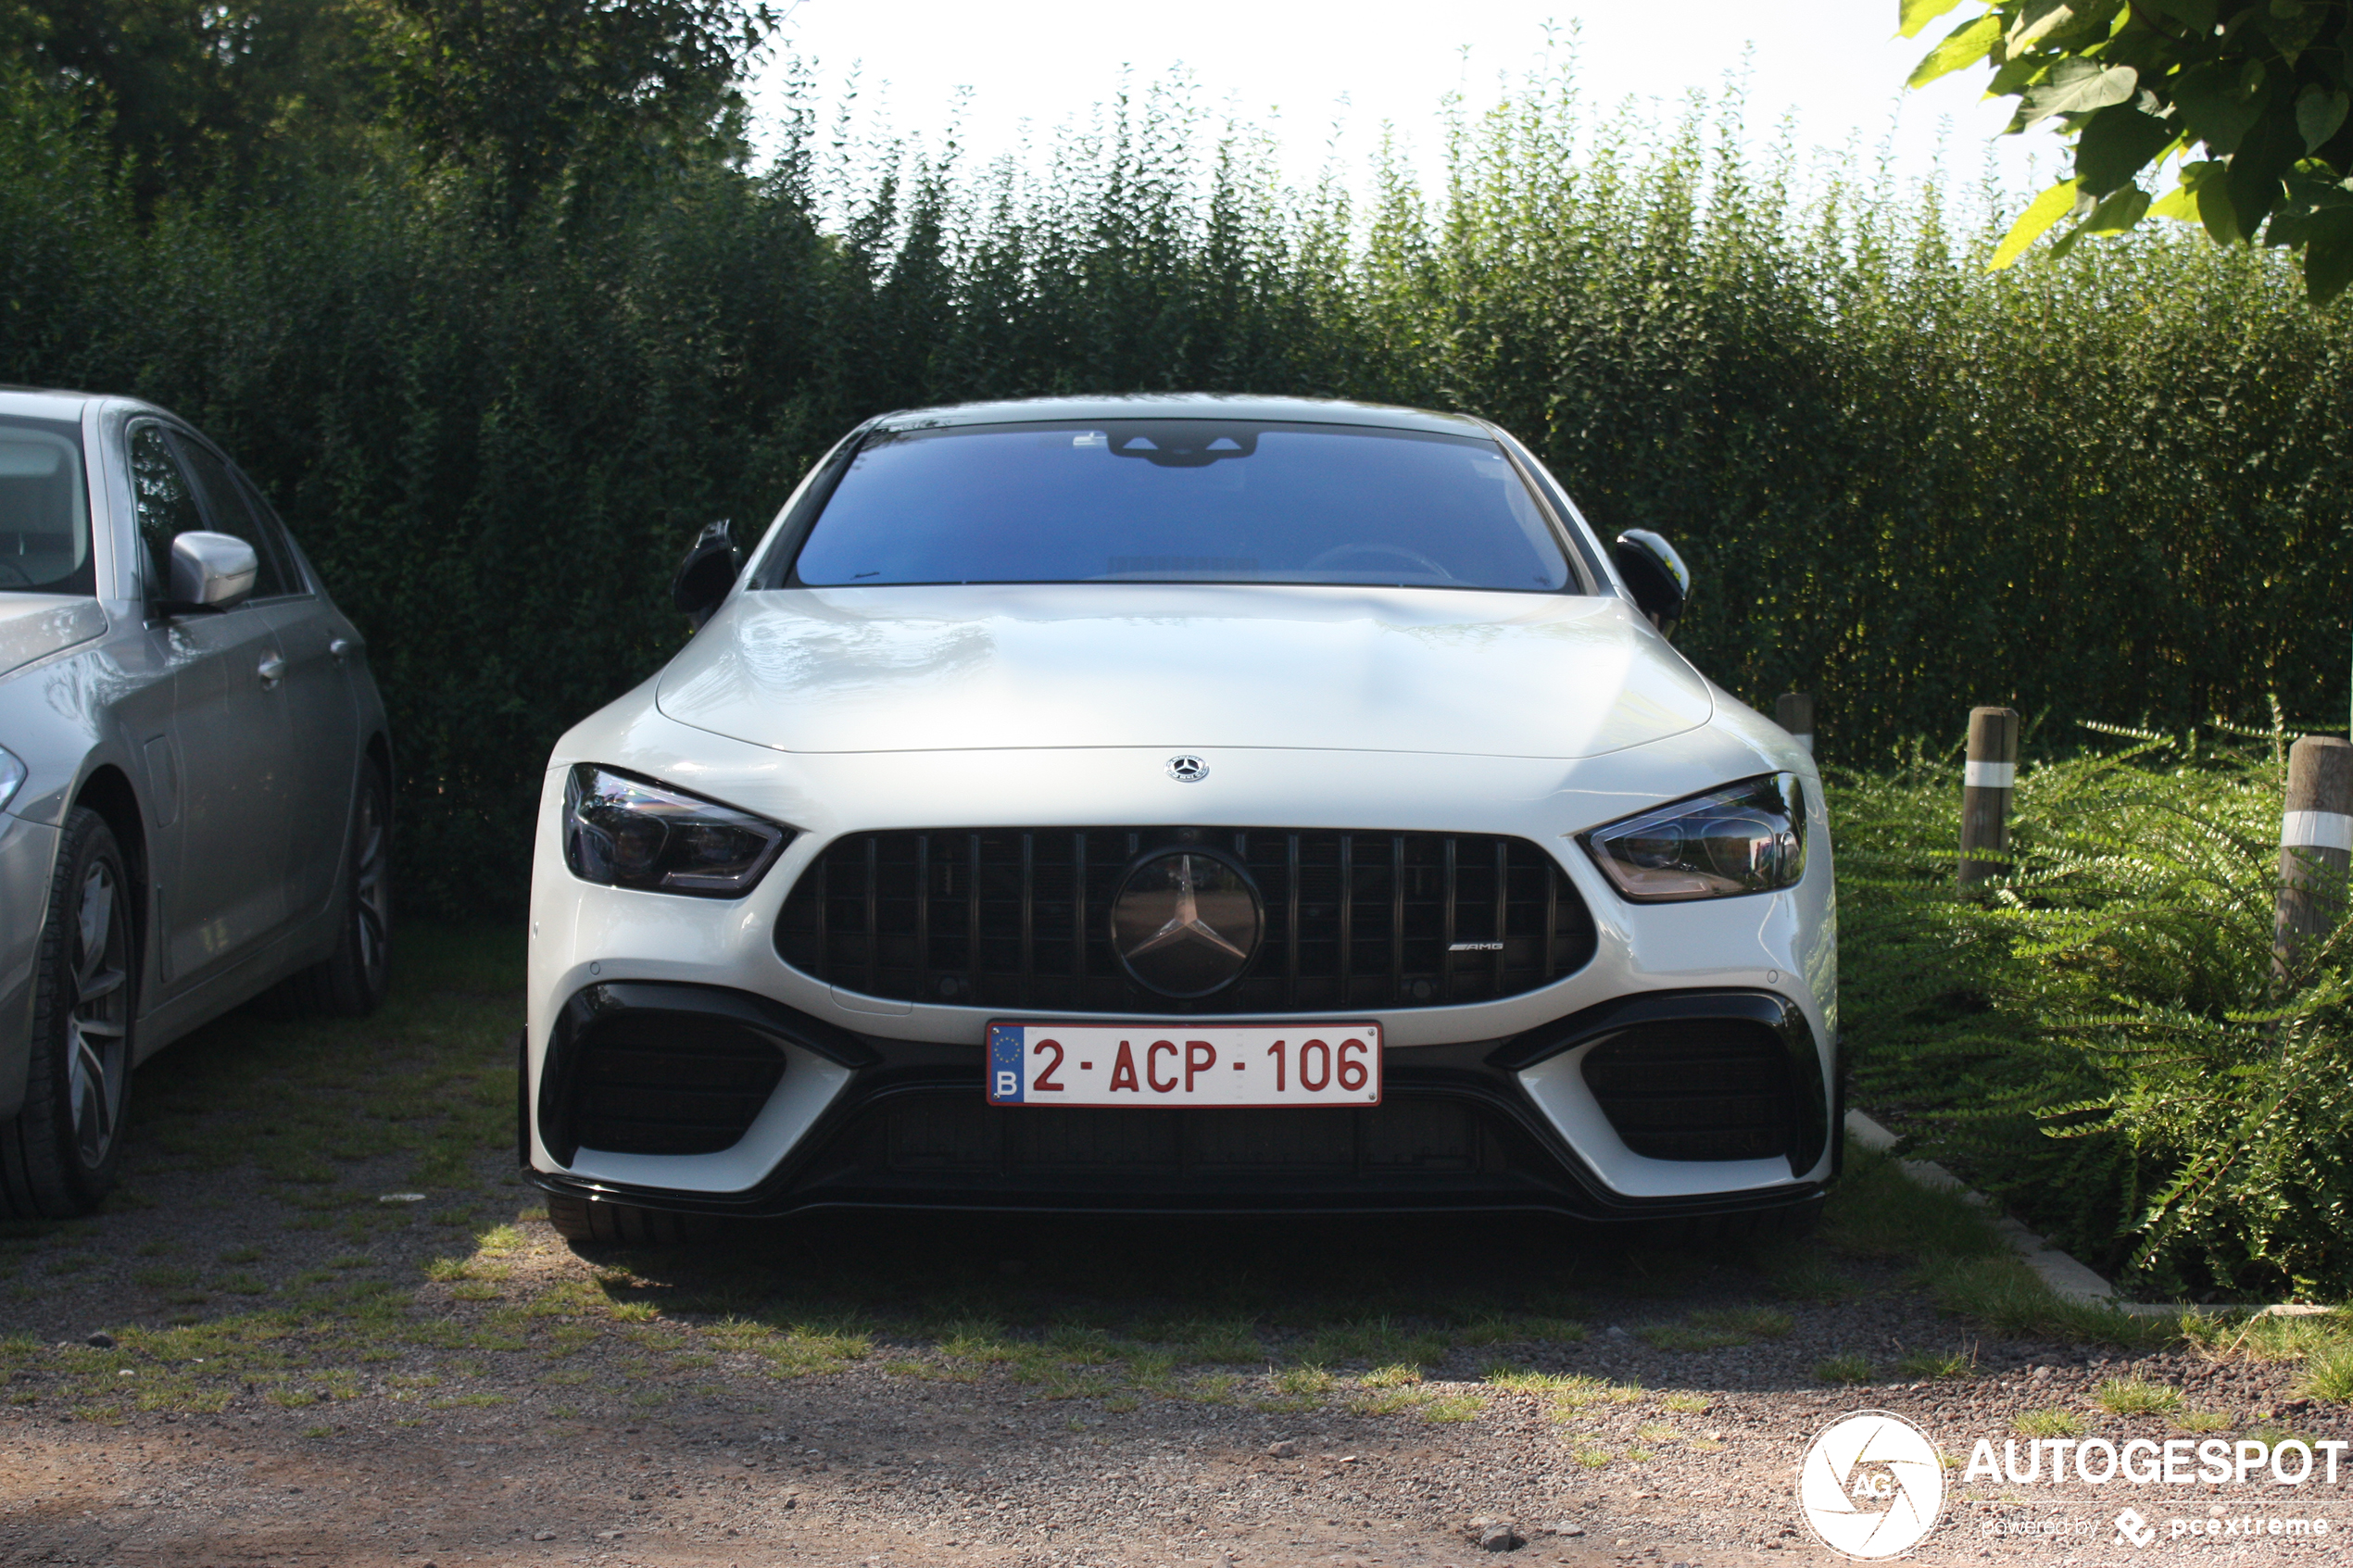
[1110,848,1263,997]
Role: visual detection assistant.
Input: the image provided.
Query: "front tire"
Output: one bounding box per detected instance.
[0,809,135,1218]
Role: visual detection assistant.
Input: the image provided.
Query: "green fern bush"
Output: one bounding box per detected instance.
[1837,722,2353,1301]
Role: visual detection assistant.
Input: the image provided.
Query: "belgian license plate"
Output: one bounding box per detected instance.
[986,1022,1382,1108]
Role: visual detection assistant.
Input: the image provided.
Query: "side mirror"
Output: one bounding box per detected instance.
[1612,528,1691,639]
[672,519,741,632]
[166,531,258,613]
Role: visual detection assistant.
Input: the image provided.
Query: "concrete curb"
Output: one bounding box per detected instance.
[1843,1110,2326,1321]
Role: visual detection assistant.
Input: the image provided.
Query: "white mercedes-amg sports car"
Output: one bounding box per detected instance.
[522,395,1836,1244]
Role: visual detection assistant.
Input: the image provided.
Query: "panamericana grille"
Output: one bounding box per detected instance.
[1579,1022,1795,1161]
[774,827,1596,1013]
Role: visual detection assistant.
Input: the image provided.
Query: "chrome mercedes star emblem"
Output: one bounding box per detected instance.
[1110,848,1263,997]
[1165,754,1209,783]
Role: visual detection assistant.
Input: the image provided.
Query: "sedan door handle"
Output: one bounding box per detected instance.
[257,653,286,688]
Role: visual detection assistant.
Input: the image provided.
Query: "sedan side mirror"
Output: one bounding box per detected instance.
[1612,528,1691,640]
[166,531,258,613]
[672,519,741,632]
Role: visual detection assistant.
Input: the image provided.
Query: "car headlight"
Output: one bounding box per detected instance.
[0,746,22,814]
[1581,773,1807,902]
[562,765,791,897]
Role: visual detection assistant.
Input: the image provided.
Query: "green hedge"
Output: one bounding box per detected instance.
[5,67,2351,909]
[1835,724,2353,1300]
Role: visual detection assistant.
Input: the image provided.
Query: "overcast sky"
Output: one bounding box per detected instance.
[748,0,2057,212]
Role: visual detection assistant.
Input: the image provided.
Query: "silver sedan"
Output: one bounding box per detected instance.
[0,388,393,1217]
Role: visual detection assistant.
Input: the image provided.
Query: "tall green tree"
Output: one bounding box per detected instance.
[1904,0,2353,303]
[1,0,376,210]
[372,0,778,222]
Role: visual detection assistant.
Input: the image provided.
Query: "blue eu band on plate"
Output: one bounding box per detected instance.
[987,1022,1383,1108]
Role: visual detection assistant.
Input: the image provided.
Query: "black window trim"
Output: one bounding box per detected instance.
[130,417,302,607]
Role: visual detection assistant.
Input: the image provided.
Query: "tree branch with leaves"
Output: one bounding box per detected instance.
[1905,0,2353,302]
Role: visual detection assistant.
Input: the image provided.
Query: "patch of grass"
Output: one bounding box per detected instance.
[1269,1364,1334,1397]
[1181,1319,1263,1365]
[1423,1393,1483,1423]
[1813,1354,1873,1386]
[132,1265,199,1289]
[1765,1253,1863,1303]
[1635,1423,1680,1442]
[2014,1408,2087,1438]
[1183,1373,1239,1405]
[1893,1348,1976,1381]
[2300,1344,2353,1404]
[1482,1365,1582,1394]
[2179,1410,2233,1433]
[217,1246,265,1266]
[2188,1308,2353,1364]
[1345,1386,1428,1417]
[1458,1313,1589,1348]
[1361,1362,1423,1388]
[1920,1255,2171,1350]
[1660,1391,1711,1413]
[2095,1378,2182,1416]
[1570,1446,1611,1468]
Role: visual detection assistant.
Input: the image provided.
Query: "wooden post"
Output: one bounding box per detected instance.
[1957,707,2020,889]
[1774,692,1815,755]
[2273,735,2353,983]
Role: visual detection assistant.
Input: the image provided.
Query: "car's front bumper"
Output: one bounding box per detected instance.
[523,977,1838,1223]
[0,812,59,1122]
[522,719,1839,1222]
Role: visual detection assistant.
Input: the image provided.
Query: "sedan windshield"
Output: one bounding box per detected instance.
[0,416,93,596]
[783,420,1574,591]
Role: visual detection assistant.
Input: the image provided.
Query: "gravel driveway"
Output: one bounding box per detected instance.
[2,928,2345,1567]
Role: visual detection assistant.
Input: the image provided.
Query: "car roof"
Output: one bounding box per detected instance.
[0,387,100,421]
[872,394,1496,439]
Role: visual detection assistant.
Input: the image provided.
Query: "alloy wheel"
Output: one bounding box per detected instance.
[352,780,390,990]
[67,859,129,1168]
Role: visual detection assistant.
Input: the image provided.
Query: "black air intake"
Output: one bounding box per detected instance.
[774,827,1596,1013]
[570,1026,784,1157]
[1579,1019,1797,1161]
[535,983,878,1165]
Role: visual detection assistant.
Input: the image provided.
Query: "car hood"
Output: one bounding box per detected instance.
[0,596,106,682]
[655,584,1713,759]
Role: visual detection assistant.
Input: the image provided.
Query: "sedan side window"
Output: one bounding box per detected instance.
[129,421,204,596]
[170,435,290,599]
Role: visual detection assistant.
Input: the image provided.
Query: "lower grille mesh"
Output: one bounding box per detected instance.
[573,1027,785,1157]
[1579,1022,1795,1161]
[774,826,1595,1013]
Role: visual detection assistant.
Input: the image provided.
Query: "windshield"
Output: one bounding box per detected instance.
[0,416,93,596]
[780,420,1574,591]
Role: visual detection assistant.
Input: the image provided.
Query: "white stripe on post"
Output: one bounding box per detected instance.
[2282,809,2353,852]
[1963,760,2016,789]
[2275,735,2353,985]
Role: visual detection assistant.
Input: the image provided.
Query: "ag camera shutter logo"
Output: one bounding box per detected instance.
[1797,1411,1945,1559]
